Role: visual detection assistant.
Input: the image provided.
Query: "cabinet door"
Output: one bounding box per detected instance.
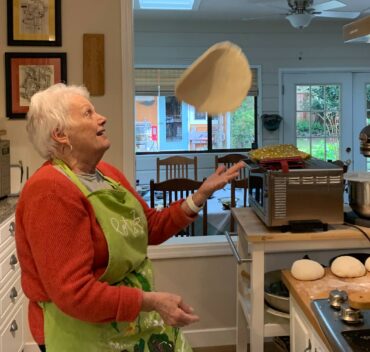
[290,307,311,351]
[311,331,329,352]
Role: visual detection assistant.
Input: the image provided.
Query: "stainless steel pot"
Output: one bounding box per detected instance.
[344,172,370,218]
[264,270,290,313]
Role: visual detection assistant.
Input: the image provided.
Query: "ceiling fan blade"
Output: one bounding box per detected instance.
[314,0,346,12]
[314,11,360,19]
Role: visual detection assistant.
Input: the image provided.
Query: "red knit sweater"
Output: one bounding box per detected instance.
[15,161,196,344]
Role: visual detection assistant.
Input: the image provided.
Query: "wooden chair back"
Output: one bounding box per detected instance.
[230,177,249,232]
[215,153,247,179]
[156,156,198,182]
[149,178,207,236]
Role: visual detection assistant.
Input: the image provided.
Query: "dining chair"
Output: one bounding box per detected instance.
[230,177,249,232]
[156,156,198,182]
[149,178,208,236]
[215,153,248,179]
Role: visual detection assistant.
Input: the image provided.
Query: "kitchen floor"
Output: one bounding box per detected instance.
[193,342,281,352]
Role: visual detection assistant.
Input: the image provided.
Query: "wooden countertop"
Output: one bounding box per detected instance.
[232,207,370,243]
[282,268,370,351]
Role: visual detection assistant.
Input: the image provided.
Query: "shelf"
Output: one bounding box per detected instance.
[237,293,290,338]
[264,307,290,337]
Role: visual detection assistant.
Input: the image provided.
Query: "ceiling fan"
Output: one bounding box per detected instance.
[247,0,361,29]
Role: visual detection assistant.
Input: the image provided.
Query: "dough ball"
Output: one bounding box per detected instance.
[331,256,366,278]
[291,259,325,281]
[365,256,370,271]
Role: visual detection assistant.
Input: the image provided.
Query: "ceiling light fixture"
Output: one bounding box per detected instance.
[137,0,198,10]
[286,13,313,29]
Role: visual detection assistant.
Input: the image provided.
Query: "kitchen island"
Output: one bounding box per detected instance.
[231,207,370,352]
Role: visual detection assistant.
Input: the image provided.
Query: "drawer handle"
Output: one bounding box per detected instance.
[9,254,18,266]
[9,221,15,236]
[9,320,18,333]
[9,287,18,300]
[224,231,252,264]
[304,339,312,352]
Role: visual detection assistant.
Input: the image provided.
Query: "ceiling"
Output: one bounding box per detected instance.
[134,0,370,22]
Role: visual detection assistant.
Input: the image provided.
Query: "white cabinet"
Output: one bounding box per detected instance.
[290,296,328,352]
[0,214,24,352]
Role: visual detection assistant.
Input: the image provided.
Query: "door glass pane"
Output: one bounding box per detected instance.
[326,137,340,161]
[297,138,310,154]
[295,84,340,161]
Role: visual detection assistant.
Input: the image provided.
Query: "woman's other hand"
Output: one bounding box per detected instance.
[142,291,199,327]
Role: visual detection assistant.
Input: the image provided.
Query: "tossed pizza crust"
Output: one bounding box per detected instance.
[175,41,252,115]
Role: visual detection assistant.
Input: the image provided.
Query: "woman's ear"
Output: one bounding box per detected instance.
[51,128,69,144]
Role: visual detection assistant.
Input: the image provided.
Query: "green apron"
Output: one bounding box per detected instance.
[41,160,193,352]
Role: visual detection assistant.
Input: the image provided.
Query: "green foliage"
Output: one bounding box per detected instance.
[230,97,255,148]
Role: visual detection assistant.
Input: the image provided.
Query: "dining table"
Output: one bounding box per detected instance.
[137,183,247,236]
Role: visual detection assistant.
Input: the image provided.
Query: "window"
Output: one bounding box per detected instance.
[134,68,258,153]
[295,84,340,161]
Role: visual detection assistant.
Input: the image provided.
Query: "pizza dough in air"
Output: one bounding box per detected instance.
[366,257,370,271]
[291,259,325,281]
[175,41,252,115]
[331,256,366,278]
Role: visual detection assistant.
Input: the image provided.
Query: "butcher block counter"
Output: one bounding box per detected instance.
[231,207,370,352]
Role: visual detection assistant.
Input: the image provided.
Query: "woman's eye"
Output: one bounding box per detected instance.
[84,109,93,118]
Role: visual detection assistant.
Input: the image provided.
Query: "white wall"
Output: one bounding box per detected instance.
[134,19,370,181]
[0,0,126,177]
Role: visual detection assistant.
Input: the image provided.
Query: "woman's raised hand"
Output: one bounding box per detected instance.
[192,161,246,207]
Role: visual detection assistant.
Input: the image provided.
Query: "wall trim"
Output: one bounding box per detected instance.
[183,327,236,348]
[148,235,236,259]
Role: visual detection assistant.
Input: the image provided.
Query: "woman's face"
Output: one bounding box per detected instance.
[66,94,111,162]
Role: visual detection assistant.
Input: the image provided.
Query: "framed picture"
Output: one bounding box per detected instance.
[7,0,62,46]
[5,52,67,119]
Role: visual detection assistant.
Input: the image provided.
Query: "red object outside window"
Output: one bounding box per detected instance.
[151,125,158,141]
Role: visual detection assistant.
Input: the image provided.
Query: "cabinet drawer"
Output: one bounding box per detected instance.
[0,245,18,284]
[0,275,22,321]
[0,217,15,248]
[0,304,24,352]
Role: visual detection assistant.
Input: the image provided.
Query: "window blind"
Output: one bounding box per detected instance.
[135,67,258,96]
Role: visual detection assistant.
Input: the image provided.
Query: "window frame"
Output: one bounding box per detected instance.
[134,65,260,155]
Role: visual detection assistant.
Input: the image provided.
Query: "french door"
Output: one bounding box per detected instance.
[282,71,370,171]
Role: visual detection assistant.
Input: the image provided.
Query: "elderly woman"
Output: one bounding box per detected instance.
[15,83,244,352]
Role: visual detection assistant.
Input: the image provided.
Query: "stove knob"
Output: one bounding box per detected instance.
[339,304,364,324]
[329,289,348,310]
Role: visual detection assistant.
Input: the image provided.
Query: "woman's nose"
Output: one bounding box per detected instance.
[97,113,107,124]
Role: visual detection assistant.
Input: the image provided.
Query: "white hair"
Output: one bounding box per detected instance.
[26,83,90,159]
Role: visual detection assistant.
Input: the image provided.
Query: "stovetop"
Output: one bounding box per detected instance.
[311,298,370,352]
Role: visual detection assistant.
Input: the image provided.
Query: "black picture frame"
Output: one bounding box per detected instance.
[5,52,67,119]
[7,0,62,46]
